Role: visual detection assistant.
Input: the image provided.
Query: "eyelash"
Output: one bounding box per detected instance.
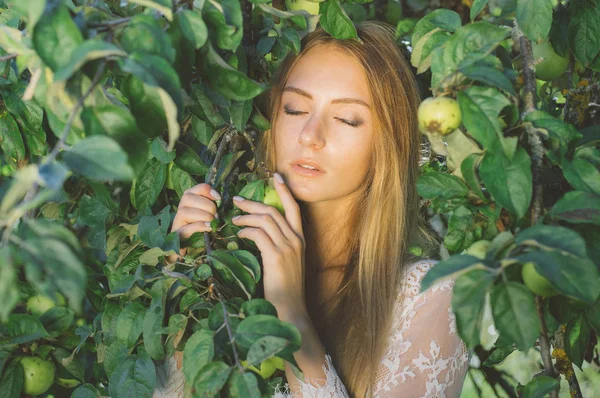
[283,108,362,128]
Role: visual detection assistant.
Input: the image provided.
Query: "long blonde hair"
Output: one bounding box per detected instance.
[257,21,439,397]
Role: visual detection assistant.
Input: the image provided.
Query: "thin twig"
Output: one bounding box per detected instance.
[514,21,560,398]
[87,17,132,29]
[0,53,17,62]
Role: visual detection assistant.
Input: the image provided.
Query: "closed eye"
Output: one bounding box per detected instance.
[283,108,362,128]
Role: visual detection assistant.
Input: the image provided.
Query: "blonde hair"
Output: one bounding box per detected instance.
[256,21,439,397]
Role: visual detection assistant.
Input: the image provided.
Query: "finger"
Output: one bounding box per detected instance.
[179,195,218,218]
[172,207,216,232]
[184,183,222,201]
[273,172,304,239]
[233,196,300,247]
[237,227,276,257]
[177,221,213,239]
[232,213,288,248]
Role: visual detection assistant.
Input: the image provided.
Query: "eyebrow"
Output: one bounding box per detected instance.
[283,86,371,109]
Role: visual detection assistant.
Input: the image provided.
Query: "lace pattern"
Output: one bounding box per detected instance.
[153,259,471,398]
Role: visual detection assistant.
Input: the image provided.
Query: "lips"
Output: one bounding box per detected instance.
[290,158,324,172]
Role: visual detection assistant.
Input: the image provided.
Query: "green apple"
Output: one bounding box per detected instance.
[285,0,320,14]
[263,178,285,216]
[27,293,66,317]
[531,40,569,81]
[16,356,56,396]
[521,262,559,297]
[418,97,462,136]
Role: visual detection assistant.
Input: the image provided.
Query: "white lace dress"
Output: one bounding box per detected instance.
[153,259,471,398]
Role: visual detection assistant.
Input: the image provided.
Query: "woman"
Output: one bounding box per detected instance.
[157,21,470,398]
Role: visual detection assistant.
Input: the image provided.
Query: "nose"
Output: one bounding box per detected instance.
[298,114,325,149]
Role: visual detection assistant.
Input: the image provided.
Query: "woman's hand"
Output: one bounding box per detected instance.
[232,173,308,318]
[166,183,221,263]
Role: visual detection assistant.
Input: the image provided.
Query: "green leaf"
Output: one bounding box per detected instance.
[120,14,175,62]
[420,254,486,292]
[430,22,510,90]
[72,384,102,398]
[548,191,600,225]
[129,0,173,21]
[39,306,75,334]
[81,105,150,177]
[411,28,450,74]
[54,40,126,81]
[457,86,512,157]
[246,336,289,366]
[170,163,197,199]
[516,0,553,43]
[151,138,176,164]
[429,9,461,32]
[138,206,171,248]
[120,75,168,138]
[1,84,45,156]
[0,360,23,398]
[209,250,256,299]
[0,111,25,164]
[452,268,496,350]
[132,158,167,211]
[444,206,482,253]
[215,150,245,186]
[568,1,600,66]
[514,225,588,258]
[62,136,135,181]
[479,147,532,220]
[183,329,215,384]
[108,350,156,398]
[241,299,278,317]
[2,314,49,346]
[565,313,591,369]
[174,142,209,175]
[470,0,489,21]
[320,0,358,40]
[412,9,458,45]
[191,84,226,127]
[103,341,129,379]
[521,375,560,398]
[228,370,260,398]
[0,248,20,323]
[459,65,515,96]
[490,282,540,352]
[143,279,174,360]
[562,158,600,196]
[116,301,147,348]
[19,238,86,314]
[78,194,112,252]
[32,2,84,71]
[203,0,244,51]
[416,171,469,199]
[201,42,267,101]
[515,250,600,303]
[235,315,301,359]
[179,9,209,49]
[191,361,232,396]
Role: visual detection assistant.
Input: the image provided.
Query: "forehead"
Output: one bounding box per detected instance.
[284,45,371,103]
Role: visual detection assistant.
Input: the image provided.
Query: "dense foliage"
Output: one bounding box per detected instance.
[0,0,598,397]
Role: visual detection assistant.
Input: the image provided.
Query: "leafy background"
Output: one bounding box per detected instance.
[0,0,599,397]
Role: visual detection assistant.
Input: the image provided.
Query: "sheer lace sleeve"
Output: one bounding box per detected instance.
[373,259,471,398]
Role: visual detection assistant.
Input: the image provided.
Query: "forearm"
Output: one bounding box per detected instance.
[278,308,330,395]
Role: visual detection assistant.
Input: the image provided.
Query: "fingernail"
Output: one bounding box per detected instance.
[232,215,241,221]
[233,196,245,202]
[274,172,284,184]
[210,189,222,201]
[204,221,212,227]
[215,213,220,220]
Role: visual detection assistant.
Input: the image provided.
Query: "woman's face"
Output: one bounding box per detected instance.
[274,44,375,205]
